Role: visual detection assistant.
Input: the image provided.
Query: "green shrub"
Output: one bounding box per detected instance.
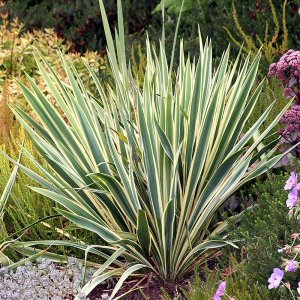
[225,0,289,74]
[180,265,271,300]
[246,78,287,132]
[152,0,232,60]
[0,9,108,143]
[4,0,160,53]
[153,0,299,74]
[221,168,300,299]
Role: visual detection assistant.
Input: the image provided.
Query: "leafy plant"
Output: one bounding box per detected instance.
[179,264,271,300]
[225,0,289,72]
[5,0,295,298]
[0,9,107,142]
[5,0,160,54]
[154,0,205,14]
[221,168,300,299]
[0,257,95,300]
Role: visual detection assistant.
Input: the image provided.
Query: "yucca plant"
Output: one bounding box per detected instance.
[2,0,295,298]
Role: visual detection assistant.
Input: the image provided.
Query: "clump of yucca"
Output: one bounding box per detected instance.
[4,0,294,298]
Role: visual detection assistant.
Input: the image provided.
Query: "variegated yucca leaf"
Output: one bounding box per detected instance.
[5,0,292,298]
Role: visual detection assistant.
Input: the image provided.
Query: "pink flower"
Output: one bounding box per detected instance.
[268,50,300,103]
[286,187,299,209]
[286,260,297,272]
[278,106,300,153]
[268,268,284,289]
[285,172,297,190]
[213,281,226,300]
[268,63,277,77]
[291,233,300,240]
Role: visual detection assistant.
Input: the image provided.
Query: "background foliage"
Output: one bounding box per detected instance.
[4,0,160,53]
[0,8,108,143]
[153,0,300,73]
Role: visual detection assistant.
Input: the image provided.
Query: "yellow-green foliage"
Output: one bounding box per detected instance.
[222,0,290,135]
[246,78,288,133]
[225,0,288,70]
[0,5,108,143]
[0,130,98,259]
[130,42,147,86]
[0,131,54,246]
[0,131,54,228]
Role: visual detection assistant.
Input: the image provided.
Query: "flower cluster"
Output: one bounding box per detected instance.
[267,172,300,297]
[268,50,300,159]
[278,106,300,157]
[268,49,300,103]
[0,257,94,300]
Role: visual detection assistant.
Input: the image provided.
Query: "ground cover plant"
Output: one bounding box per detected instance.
[218,169,298,299]
[0,257,94,300]
[1,0,297,299]
[156,168,300,300]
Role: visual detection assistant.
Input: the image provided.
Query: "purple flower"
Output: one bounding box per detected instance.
[213,281,226,300]
[286,187,299,209]
[285,172,297,190]
[286,260,297,272]
[268,268,284,289]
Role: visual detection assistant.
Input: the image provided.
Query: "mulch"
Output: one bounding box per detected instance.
[88,254,223,299]
[89,274,189,299]
[89,265,213,300]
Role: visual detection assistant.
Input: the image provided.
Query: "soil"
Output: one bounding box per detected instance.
[89,255,221,299]
[90,273,189,300]
[89,265,212,300]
